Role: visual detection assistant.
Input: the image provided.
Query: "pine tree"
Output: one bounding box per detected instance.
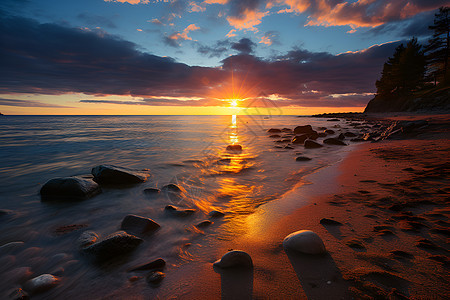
[375,44,405,96]
[425,6,450,85]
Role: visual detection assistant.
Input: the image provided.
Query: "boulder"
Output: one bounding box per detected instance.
[307,131,319,140]
[267,128,281,133]
[269,134,281,138]
[304,140,323,149]
[344,132,357,137]
[91,165,149,185]
[283,230,326,254]
[213,250,253,268]
[294,125,314,134]
[120,215,160,234]
[292,134,308,144]
[77,231,99,248]
[281,128,292,132]
[83,231,143,260]
[324,138,347,146]
[226,144,242,151]
[209,210,225,218]
[24,274,59,294]
[128,258,166,272]
[325,129,335,134]
[40,176,101,200]
[296,156,312,161]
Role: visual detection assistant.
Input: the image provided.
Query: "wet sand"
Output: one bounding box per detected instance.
[181,114,450,299]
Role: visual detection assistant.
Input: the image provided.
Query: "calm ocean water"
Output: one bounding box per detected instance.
[0,115,356,298]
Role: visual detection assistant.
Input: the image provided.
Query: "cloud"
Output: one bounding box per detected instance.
[77,13,117,29]
[165,23,201,46]
[231,38,256,54]
[104,0,150,4]
[149,18,164,25]
[0,13,407,108]
[226,29,237,37]
[0,98,74,108]
[196,39,230,57]
[259,31,279,45]
[189,1,206,12]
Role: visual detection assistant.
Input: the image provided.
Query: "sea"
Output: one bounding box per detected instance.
[0,115,359,298]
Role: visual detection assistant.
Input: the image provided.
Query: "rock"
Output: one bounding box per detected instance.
[304,140,323,149]
[325,129,335,134]
[128,258,166,272]
[121,215,160,234]
[226,144,242,151]
[83,231,143,260]
[4,267,33,284]
[323,138,347,146]
[320,218,343,226]
[292,134,308,144]
[8,288,29,300]
[294,125,314,134]
[338,133,345,140]
[281,128,292,132]
[209,210,225,218]
[318,132,327,137]
[0,209,13,217]
[40,176,101,200]
[24,274,59,294]
[295,156,312,161]
[213,250,253,268]
[164,205,196,217]
[0,241,25,254]
[91,165,149,185]
[146,271,165,285]
[284,145,294,149]
[307,131,319,140]
[344,132,357,137]
[196,220,213,228]
[283,230,326,254]
[161,183,183,192]
[269,134,281,138]
[267,128,281,133]
[77,231,98,248]
[144,188,160,194]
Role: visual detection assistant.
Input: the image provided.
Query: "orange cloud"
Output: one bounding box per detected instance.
[225,29,237,37]
[190,1,206,12]
[104,0,149,4]
[204,0,229,4]
[227,9,268,31]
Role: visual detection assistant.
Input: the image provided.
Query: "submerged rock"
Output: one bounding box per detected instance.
[128,258,166,272]
[209,210,225,218]
[144,187,160,194]
[77,231,98,248]
[269,134,281,138]
[196,220,213,228]
[120,215,160,234]
[161,183,183,192]
[164,205,196,217]
[40,176,101,201]
[292,134,308,144]
[146,271,165,285]
[325,129,335,134]
[324,138,347,146]
[226,144,243,151]
[283,230,326,254]
[304,140,323,149]
[267,128,281,133]
[24,274,59,294]
[91,165,149,185]
[83,231,143,260]
[213,250,253,268]
[295,156,312,161]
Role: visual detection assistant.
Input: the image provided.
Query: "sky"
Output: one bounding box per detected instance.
[0,0,447,115]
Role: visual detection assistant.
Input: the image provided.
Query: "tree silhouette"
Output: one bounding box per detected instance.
[425,6,450,85]
[375,38,425,97]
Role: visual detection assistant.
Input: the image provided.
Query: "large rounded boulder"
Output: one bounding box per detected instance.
[294,125,314,135]
[40,176,101,201]
[91,165,150,185]
[83,231,143,260]
[283,230,326,254]
[213,250,253,268]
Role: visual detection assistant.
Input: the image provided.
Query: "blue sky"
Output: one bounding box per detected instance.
[0,0,447,114]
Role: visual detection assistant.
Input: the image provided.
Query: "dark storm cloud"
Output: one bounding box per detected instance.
[0,98,73,108]
[0,13,404,108]
[77,13,118,29]
[196,40,230,58]
[231,38,256,54]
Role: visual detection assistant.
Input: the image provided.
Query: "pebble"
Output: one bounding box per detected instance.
[24,274,59,294]
[213,250,253,268]
[77,231,99,248]
[146,271,165,285]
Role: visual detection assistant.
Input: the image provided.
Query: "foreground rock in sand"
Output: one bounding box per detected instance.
[323,138,347,146]
[40,176,101,201]
[120,214,160,234]
[24,274,59,294]
[304,140,323,149]
[283,230,326,254]
[213,250,253,268]
[91,165,149,184]
[83,231,143,260]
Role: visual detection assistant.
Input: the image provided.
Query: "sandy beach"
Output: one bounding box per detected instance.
[173,114,450,299]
